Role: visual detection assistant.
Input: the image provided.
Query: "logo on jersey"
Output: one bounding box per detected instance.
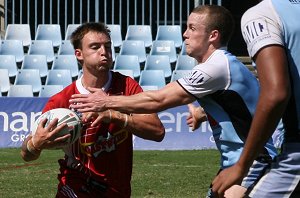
[242,18,269,44]
[289,0,300,4]
[183,69,211,85]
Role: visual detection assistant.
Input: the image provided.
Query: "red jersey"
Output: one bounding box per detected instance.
[43,72,142,197]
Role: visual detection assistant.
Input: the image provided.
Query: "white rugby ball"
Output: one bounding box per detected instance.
[31,108,82,148]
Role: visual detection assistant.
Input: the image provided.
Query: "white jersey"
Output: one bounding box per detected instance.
[241,0,300,197]
[178,49,277,169]
[241,0,300,141]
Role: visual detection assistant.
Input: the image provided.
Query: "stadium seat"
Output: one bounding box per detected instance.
[113,69,134,79]
[52,55,79,78]
[180,41,187,55]
[39,85,64,97]
[119,40,147,64]
[65,24,80,40]
[107,24,123,49]
[170,70,192,82]
[21,55,48,78]
[175,55,197,70]
[144,55,172,79]
[8,85,34,97]
[141,85,159,91]
[139,70,166,89]
[57,40,75,55]
[155,25,183,49]
[45,69,72,88]
[14,69,42,94]
[150,40,177,64]
[113,55,140,79]
[35,24,62,48]
[0,40,24,63]
[77,69,83,79]
[0,55,18,78]
[125,25,153,48]
[28,40,55,63]
[4,24,32,48]
[0,69,11,93]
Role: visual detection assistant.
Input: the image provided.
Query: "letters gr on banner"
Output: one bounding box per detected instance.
[0,97,48,148]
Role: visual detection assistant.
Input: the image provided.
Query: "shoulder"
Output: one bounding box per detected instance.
[241,0,283,57]
[111,71,143,95]
[43,82,76,112]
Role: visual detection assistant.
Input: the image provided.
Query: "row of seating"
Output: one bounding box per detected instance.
[0,68,192,97]
[4,24,183,50]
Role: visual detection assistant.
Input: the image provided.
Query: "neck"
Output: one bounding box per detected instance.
[81,71,109,89]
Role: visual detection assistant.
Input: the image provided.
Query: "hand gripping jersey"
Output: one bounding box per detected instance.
[43,71,143,197]
[178,49,277,169]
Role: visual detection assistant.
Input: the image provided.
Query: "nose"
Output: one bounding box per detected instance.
[183,30,188,39]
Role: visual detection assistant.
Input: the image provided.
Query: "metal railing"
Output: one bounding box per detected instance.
[4,0,221,39]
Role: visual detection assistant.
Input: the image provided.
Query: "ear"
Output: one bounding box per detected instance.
[208,30,220,42]
[75,49,83,61]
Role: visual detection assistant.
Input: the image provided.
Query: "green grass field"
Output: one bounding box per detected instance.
[0,148,220,198]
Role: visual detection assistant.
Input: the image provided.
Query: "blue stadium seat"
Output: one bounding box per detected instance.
[125,25,153,48]
[150,40,177,64]
[144,55,172,79]
[39,85,64,97]
[0,69,10,94]
[113,55,140,79]
[14,69,42,94]
[180,41,187,55]
[45,69,72,88]
[28,40,55,63]
[65,24,80,40]
[170,70,192,82]
[0,40,24,63]
[155,25,183,49]
[21,55,48,78]
[8,85,34,97]
[57,40,75,55]
[175,55,197,70]
[107,24,123,49]
[52,55,79,78]
[113,69,134,79]
[0,55,18,78]
[119,40,147,64]
[35,24,62,48]
[4,24,32,48]
[141,85,159,91]
[139,70,166,89]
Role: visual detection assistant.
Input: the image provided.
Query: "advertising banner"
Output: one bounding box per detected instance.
[0,98,215,149]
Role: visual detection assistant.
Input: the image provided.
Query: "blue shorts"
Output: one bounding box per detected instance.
[249,143,300,197]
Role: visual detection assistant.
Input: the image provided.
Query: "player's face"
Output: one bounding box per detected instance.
[76,31,113,72]
[183,13,210,63]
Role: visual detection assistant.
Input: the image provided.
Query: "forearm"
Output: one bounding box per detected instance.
[238,86,290,171]
[110,111,165,142]
[20,135,41,162]
[107,84,193,114]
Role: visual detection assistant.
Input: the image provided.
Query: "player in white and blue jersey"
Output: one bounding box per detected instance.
[69,5,277,197]
[212,0,300,197]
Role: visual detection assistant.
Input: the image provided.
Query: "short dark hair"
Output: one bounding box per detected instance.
[70,22,111,49]
[192,5,235,46]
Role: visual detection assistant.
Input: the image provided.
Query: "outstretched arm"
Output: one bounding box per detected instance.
[70,82,195,114]
[211,45,291,197]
